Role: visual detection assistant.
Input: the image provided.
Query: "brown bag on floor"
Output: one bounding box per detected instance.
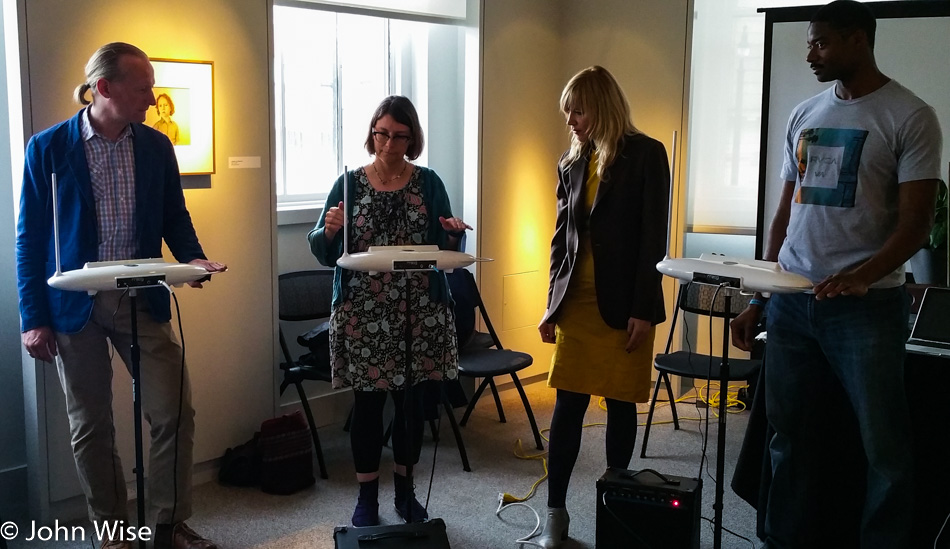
[259,411,315,495]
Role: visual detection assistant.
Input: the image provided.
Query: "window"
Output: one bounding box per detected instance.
[273,6,439,208]
[684,0,890,257]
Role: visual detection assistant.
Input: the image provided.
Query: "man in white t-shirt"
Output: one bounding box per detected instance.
[731,1,942,547]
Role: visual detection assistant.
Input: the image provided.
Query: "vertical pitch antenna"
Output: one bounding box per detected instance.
[342,166,349,257]
[667,130,677,258]
[52,172,63,276]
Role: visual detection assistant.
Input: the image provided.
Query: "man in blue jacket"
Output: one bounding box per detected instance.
[16,42,225,549]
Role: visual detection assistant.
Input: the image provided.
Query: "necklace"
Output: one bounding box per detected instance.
[373,160,408,184]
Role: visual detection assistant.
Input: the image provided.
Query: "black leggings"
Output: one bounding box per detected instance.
[546,389,639,508]
[350,389,426,474]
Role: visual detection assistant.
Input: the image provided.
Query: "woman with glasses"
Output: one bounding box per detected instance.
[536,66,671,548]
[309,95,471,527]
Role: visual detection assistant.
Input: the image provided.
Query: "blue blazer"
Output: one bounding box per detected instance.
[16,109,207,334]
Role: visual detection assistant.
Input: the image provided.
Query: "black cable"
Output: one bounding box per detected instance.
[700,516,756,548]
[166,286,185,527]
[935,508,950,549]
[423,381,446,514]
[698,283,726,485]
[678,284,710,474]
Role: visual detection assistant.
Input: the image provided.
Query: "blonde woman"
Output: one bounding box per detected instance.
[537,66,670,548]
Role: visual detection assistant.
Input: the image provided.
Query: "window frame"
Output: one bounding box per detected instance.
[272,1,465,213]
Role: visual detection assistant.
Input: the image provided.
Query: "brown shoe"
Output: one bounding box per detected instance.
[99,538,133,549]
[154,522,218,549]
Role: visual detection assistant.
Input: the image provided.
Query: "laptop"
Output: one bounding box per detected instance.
[906,287,950,357]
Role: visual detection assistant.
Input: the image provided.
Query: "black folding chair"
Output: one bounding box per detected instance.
[452,269,544,451]
[640,281,761,458]
[278,270,334,479]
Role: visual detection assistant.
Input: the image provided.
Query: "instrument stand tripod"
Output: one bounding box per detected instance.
[712,291,734,549]
[128,288,148,549]
[332,269,454,548]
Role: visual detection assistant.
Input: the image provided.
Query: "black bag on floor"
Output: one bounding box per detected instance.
[333,519,451,548]
[218,432,261,487]
[260,411,315,495]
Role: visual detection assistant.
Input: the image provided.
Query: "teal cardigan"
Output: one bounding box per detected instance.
[308,166,456,309]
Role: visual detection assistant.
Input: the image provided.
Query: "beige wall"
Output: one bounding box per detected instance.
[479,0,565,377]
[19,0,277,514]
[478,0,690,377]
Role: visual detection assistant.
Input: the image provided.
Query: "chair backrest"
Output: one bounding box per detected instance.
[445,268,476,346]
[277,270,334,365]
[278,270,334,322]
[662,282,754,354]
[453,269,505,350]
[678,283,753,318]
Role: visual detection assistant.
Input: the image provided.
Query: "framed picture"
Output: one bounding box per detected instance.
[146,58,215,175]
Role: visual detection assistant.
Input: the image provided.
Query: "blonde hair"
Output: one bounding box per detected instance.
[74,42,148,105]
[558,66,639,181]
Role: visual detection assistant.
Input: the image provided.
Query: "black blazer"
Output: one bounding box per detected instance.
[543,132,670,329]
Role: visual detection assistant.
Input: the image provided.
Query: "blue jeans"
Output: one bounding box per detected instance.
[764,288,912,549]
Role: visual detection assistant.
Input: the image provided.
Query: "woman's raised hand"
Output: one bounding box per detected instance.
[324,201,344,241]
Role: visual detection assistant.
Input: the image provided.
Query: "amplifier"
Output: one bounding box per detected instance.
[333,519,451,549]
[596,468,702,549]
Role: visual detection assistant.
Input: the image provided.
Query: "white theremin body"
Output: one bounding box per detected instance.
[336,245,476,273]
[656,254,813,294]
[48,258,210,294]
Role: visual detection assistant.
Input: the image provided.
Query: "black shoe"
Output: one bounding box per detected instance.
[352,478,380,527]
[393,472,428,523]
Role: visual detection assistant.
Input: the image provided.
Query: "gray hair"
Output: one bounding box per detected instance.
[74,42,148,105]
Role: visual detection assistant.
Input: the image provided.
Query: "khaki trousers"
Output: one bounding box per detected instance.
[55,291,195,525]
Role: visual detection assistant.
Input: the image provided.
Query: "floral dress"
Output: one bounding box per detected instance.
[329,167,459,391]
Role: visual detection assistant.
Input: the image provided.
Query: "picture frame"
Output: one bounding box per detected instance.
[146,58,215,175]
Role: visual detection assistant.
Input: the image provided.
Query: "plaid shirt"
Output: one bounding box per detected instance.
[80,109,136,261]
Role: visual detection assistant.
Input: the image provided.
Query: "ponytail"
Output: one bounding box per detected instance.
[74,82,92,105]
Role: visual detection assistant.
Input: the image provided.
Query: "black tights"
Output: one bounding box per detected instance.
[350,389,425,474]
[546,389,639,508]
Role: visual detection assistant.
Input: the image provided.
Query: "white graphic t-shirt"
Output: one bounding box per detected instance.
[779,80,943,288]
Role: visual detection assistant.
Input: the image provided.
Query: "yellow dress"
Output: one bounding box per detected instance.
[547,153,656,403]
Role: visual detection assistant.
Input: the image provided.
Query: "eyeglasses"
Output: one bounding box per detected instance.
[372,131,411,145]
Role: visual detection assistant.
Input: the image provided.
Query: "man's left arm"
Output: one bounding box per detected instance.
[813,178,939,299]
